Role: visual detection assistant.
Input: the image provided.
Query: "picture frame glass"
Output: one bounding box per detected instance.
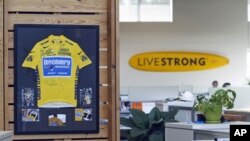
[14,24,99,134]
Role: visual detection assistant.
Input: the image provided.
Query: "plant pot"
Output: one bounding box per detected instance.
[204,105,222,124]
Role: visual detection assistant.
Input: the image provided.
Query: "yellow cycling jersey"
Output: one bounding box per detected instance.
[22,35,92,107]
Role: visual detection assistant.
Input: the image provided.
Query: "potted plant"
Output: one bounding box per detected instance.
[120,107,178,141]
[194,89,236,123]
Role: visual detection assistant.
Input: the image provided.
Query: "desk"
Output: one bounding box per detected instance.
[165,122,250,141]
[194,129,229,140]
[0,131,13,141]
[224,108,250,121]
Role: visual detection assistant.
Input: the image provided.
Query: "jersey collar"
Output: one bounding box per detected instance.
[48,35,66,44]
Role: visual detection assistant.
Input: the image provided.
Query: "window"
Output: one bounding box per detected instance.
[140,0,172,22]
[119,0,138,22]
[119,0,173,22]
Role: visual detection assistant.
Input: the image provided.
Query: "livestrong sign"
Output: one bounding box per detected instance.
[129,52,229,72]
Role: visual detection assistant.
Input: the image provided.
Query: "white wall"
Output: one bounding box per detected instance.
[120,0,248,88]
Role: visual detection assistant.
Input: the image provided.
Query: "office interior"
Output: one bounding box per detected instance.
[120,0,250,141]
[1,0,250,141]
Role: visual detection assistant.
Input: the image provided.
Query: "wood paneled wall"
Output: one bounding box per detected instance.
[1,0,119,140]
[0,0,3,131]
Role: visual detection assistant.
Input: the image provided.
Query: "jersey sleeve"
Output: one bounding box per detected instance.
[74,44,92,69]
[22,43,41,70]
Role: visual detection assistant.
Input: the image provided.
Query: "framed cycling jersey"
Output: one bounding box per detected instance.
[14,24,99,134]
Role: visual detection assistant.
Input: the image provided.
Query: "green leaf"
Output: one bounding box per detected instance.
[128,137,140,141]
[120,117,135,128]
[227,89,236,101]
[165,119,179,123]
[129,135,145,141]
[149,131,164,141]
[150,120,162,125]
[120,129,130,139]
[137,135,146,141]
[130,128,148,138]
[130,109,148,129]
[163,108,178,122]
[148,107,162,122]
[196,95,206,103]
[122,107,179,140]
[196,88,237,112]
